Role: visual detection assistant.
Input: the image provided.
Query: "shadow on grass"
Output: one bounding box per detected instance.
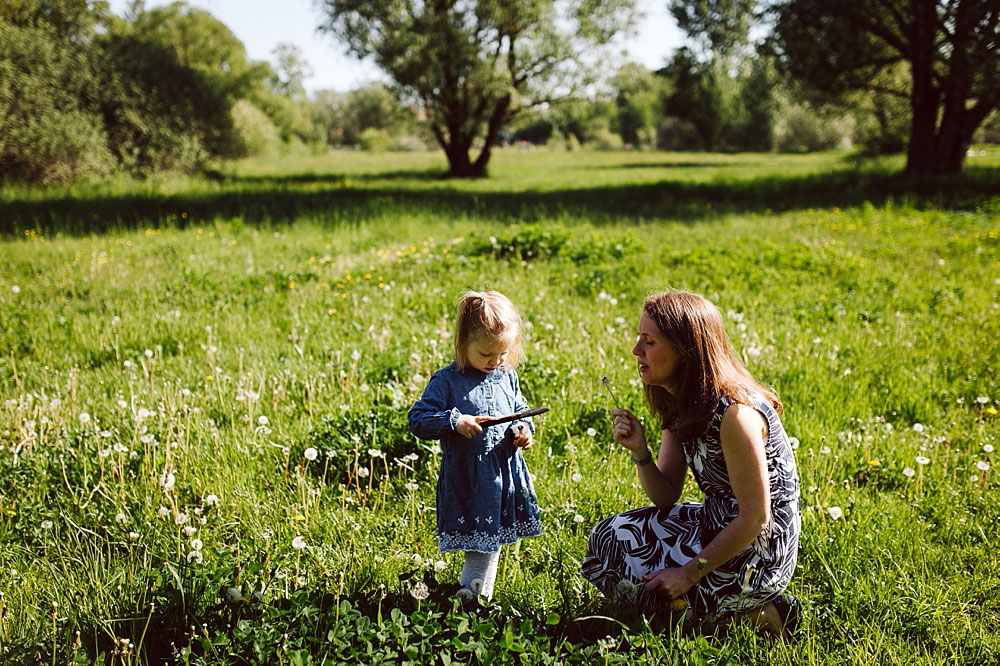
[2,165,998,237]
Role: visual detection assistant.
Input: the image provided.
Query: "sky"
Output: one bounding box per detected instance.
[108,0,685,94]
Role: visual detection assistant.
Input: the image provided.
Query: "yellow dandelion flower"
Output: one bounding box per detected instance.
[669,598,688,611]
[868,459,880,467]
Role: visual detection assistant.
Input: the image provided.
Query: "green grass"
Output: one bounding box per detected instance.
[1,148,998,664]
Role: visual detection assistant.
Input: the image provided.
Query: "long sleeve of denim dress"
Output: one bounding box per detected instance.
[408,363,542,553]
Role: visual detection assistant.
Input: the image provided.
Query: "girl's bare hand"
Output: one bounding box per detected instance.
[512,422,532,449]
[455,414,487,438]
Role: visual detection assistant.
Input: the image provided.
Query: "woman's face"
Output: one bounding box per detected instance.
[466,336,511,373]
[632,312,682,391]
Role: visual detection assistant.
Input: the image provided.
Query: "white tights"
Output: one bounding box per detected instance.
[460,550,501,599]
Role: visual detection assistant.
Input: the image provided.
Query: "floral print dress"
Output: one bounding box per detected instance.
[580,395,800,618]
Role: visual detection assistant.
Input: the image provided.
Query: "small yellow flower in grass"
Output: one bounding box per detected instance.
[669,598,689,611]
[868,459,880,467]
[827,506,844,520]
[986,407,999,416]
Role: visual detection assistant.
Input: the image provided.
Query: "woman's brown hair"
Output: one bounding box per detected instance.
[641,291,781,440]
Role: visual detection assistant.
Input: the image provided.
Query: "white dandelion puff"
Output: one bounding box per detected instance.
[291,536,307,550]
[902,467,915,478]
[976,460,990,472]
[303,447,318,461]
[827,506,844,520]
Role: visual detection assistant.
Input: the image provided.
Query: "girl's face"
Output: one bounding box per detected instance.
[466,336,512,373]
[632,312,682,392]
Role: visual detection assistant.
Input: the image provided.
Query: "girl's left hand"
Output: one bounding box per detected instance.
[641,566,698,601]
[512,422,532,450]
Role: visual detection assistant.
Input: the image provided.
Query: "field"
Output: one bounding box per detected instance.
[1,149,999,664]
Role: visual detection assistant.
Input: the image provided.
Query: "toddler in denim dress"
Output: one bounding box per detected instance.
[408,290,542,600]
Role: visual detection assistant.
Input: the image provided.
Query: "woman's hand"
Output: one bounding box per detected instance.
[610,408,646,454]
[455,414,488,438]
[641,566,699,601]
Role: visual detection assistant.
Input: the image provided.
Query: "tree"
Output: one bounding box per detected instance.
[771,0,1000,174]
[317,0,636,177]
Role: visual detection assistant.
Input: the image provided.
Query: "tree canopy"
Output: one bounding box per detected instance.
[317,0,637,177]
[770,0,1000,174]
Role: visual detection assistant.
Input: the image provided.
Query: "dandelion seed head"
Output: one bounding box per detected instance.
[115,512,128,524]
[187,551,203,564]
[303,447,318,461]
[204,494,219,507]
[586,427,597,437]
[571,472,583,483]
[915,455,930,465]
[79,412,91,425]
[573,514,584,523]
[984,444,994,454]
[410,581,429,601]
[902,467,915,478]
[912,423,924,433]
[976,460,990,472]
[190,539,203,551]
[41,520,54,530]
[291,536,307,550]
[827,506,844,520]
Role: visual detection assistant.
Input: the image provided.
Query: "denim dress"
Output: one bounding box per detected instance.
[408,364,542,553]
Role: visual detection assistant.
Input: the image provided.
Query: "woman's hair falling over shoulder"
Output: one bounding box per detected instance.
[453,290,523,371]
[642,290,781,440]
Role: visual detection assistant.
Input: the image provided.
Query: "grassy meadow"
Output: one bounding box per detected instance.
[1,148,999,664]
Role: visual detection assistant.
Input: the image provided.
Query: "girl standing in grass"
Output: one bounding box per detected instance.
[581,290,801,638]
[408,290,542,601]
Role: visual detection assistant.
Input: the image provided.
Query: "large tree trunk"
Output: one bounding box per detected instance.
[904,2,940,175]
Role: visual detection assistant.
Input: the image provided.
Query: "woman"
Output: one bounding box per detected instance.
[580,290,801,637]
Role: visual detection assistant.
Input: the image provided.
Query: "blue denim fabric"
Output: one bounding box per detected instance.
[408,363,542,553]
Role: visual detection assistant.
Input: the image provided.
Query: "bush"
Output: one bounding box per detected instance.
[358,127,393,152]
[229,100,281,158]
[774,104,853,153]
[0,23,112,183]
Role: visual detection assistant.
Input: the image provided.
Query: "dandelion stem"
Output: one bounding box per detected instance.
[601,376,621,408]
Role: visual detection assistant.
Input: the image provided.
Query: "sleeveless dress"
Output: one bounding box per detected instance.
[580,395,800,618]
[408,364,542,554]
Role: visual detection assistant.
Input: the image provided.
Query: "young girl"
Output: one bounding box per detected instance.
[408,290,542,600]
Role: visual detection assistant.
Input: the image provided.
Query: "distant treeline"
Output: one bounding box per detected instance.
[3,1,998,184]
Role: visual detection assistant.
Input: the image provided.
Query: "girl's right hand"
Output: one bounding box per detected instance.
[455,414,488,438]
[610,408,646,453]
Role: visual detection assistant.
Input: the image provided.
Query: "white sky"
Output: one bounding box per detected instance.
[108,0,684,94]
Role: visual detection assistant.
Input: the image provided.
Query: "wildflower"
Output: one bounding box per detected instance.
[977,396,990,404]
[11,285,20,293]
[136,407,153,420]
[976,461,990,472]
[190,539,203,551]
[128,532,139,541]
[187,551,203,564]
[986,407,999,416]
[669,598,689,611]
[915,456,930,465]
[357,466,370,478]
[613,578,636,603]
[970,474,979,482]
[368,448,384,458]
[412,554,423,566]
[159,471,176,491]
[41,520,54,530]
[258,416,269,426]
[183,526,196,537]
[410,581,430,601]
[144,349,153,358]
[303,447,318,461]
[571,473,583,483]
[573,514,585,524]
[586,427,597,437]
[115,513,128,524]
[984,444,994,454]
[405,482,418,491]
[827,506,844,520]
[224,587,244,603]
[175,512,189,525]
[261,529,273,540]
[912,423,924,433]
[204,494,219,507]
[788,437,800,449]
[819,446,831,455]
[158,506,169,517]
[291,536,307,550]
[902,467,915,478]
[868,460,880,467]
[79,412,91,425]
[434,560,446,572]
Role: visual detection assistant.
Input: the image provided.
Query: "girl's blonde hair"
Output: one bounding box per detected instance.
[640,290,782,440]
[453,290,523,371]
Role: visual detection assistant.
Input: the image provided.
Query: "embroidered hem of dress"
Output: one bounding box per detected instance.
[439,519,542,553]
